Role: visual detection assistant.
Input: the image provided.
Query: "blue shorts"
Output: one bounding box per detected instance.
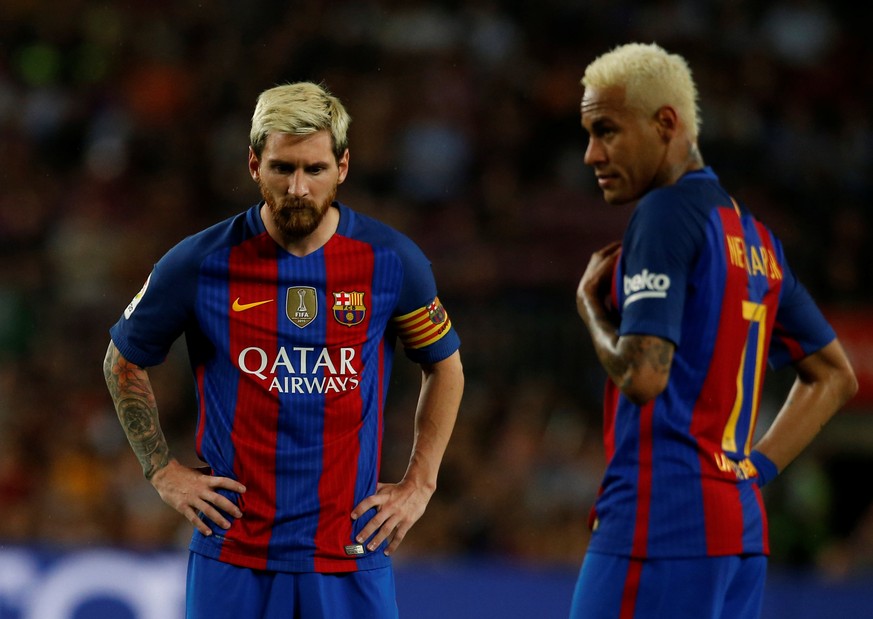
[570,552,766,619]
[186,552,399,619]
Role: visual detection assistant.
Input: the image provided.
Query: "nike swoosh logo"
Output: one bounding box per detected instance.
[232,298,274,312]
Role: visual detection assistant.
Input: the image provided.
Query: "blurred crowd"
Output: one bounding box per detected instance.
[1,0,871,575]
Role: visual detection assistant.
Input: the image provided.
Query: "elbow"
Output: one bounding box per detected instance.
[839,365,859,407]
[623,386,664,407]
[619,372,668,406]
[103,340,118,384]
[827,343,859,408]
[795,339,859,411]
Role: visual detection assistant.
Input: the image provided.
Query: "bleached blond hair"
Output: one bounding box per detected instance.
[582,43,701,140]
[250,82,351,160]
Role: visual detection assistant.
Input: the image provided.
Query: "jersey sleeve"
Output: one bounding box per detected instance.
[109,240,199,367]
[767,245,836,369]
[618,191,703,346]
[387,234,460,365]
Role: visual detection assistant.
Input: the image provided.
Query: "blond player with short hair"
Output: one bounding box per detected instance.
[105,82,464,618]
[572,43,856,619]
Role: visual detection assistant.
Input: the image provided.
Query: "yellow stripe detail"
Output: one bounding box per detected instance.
[401,318,452,349]
[395,307,429,325]
[722,301,767,454]
[393,299,451,350]
[744,302,767,453]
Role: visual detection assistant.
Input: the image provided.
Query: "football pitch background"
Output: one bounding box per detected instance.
[1,547,871,619]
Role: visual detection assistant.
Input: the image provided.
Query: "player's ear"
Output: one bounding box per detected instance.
[336,148,350,185]
[654,106,678,142]
[248,146,261,181]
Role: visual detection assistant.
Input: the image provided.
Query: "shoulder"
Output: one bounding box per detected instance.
[628,188,700,246]
[160,208,254,270]
[176,208,252,253]
[337,204,430,265]
[632,171,728,240]
[639,175,721,218]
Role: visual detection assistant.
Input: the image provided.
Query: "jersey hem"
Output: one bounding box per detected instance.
[188,541,392,574]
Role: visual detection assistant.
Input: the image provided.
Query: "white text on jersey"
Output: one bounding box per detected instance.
[623,269,671,307]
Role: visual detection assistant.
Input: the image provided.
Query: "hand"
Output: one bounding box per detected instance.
[350,480,435,556]
[149,459,246,536]
[577,241,621,324]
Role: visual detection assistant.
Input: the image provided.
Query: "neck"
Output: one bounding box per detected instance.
[686,142,705,171]
[659,139,705,187]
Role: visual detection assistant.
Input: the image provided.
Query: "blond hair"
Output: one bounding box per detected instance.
[582,43,701,140]
[250,82,351,160]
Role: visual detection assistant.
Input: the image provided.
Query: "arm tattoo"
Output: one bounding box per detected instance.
[104,345,170,480]
[616,335,673,391]
[637,337,673,373]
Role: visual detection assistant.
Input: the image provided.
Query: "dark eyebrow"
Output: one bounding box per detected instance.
[266,157,331,169]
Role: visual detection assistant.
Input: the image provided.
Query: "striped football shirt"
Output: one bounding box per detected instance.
[587,167,835,558]
[110,202,460,572]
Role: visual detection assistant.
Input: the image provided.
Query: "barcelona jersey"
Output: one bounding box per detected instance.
[588,167,835,558]
[110,202,460,573]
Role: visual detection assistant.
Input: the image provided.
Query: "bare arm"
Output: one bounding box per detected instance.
[753,339,858,473]
[103,340,170,479]
[351,349,464,555]
[103,340,245,535]
[576,242,674,405]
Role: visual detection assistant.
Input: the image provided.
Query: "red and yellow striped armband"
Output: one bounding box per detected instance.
[393,297,452,350]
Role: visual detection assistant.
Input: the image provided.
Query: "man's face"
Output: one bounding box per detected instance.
[580,86,666,205]
[249,130,349,239]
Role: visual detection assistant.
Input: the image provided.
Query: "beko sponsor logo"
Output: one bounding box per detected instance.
[623,269,671,307]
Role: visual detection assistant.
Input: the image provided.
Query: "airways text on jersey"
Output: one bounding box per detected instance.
[237,345,360,394]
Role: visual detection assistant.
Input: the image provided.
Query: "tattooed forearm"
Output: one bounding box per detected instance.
[116,398,170,480]
[104,343,170,480]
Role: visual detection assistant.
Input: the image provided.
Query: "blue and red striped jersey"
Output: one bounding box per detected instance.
[587,167,835,559]
[110,202,460,573]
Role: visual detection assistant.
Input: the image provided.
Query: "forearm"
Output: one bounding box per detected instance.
[754,340,858,472]
[580,297,628,386]
[754,382,842,472]
[103,341,171,480]
[403,351,464,491]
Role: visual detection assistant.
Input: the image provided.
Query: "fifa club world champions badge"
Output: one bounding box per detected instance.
[286,286,317,329]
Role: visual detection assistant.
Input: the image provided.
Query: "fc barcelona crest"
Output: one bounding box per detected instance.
[427,298,447,325]
[286,286,317,328]
[332,291,366,327]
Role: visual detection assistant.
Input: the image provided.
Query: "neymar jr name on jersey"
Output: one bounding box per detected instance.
[725,234,783,281]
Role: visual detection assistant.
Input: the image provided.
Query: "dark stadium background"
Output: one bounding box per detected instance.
[1,1,871,616]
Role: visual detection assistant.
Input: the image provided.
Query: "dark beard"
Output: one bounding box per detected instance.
[259,180,336,240]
